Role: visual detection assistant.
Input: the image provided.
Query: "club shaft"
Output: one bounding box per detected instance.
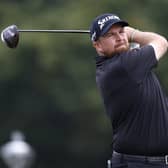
[18,29,90,34]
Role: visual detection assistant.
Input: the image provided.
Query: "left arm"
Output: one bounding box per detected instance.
[124,26,168,61]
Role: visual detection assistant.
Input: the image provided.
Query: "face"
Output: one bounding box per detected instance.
[93,24,129,57]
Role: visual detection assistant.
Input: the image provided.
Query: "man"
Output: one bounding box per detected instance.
[90,13,168,168]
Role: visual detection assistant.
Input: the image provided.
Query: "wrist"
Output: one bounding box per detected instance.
[124,27,137,42]
[130,29,139,42]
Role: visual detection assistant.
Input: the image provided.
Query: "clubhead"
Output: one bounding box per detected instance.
[1,25,19,48]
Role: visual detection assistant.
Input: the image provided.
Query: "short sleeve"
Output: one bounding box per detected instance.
[121,45,158,83]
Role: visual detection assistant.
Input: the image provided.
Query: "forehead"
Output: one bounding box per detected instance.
[107,24,124,32]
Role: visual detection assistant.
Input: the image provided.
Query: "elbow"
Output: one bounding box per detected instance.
[164,37,168,50]
[165,40,168,54]
[161,37,168,53]
[150,37,168,61]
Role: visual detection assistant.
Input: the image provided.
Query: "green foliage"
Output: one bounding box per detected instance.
[0,0,167,168]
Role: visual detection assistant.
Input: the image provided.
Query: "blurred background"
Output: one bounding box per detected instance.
[0,0,167,168]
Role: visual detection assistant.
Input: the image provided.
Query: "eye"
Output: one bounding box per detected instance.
[103,32,114,38]
[119,29,124,34]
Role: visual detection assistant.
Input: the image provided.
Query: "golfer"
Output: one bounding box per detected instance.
[90,13,168,168]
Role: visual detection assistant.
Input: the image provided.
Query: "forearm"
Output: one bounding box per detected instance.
[125,27,167,45]
[125,26,168,60]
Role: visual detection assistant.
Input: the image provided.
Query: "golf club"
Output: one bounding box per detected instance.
[1,25,90,49]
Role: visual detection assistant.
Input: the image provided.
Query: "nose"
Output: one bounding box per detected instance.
[116,32,122,40]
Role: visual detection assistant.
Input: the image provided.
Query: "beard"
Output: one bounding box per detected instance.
[105,43,129,57]
[115,44,129,53]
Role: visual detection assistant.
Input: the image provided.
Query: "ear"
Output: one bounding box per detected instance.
[93,41,104,56]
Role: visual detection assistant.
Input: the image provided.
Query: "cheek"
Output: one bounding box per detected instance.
[102,44,114,54]
[102,40,114,49]
[125,39,130,49]
[124,35,129,44]
[125,37,129,44]
[101,40,115,55]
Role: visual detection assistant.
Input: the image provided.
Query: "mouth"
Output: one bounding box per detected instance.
[115,42,125,48]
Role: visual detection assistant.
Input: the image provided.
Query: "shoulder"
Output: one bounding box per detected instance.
[120,45,156,64]
[121,45,155,57]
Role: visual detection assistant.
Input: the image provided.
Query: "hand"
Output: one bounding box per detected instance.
[124,26,137,42]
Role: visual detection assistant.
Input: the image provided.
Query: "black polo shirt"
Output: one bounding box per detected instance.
[96,45,168,156]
